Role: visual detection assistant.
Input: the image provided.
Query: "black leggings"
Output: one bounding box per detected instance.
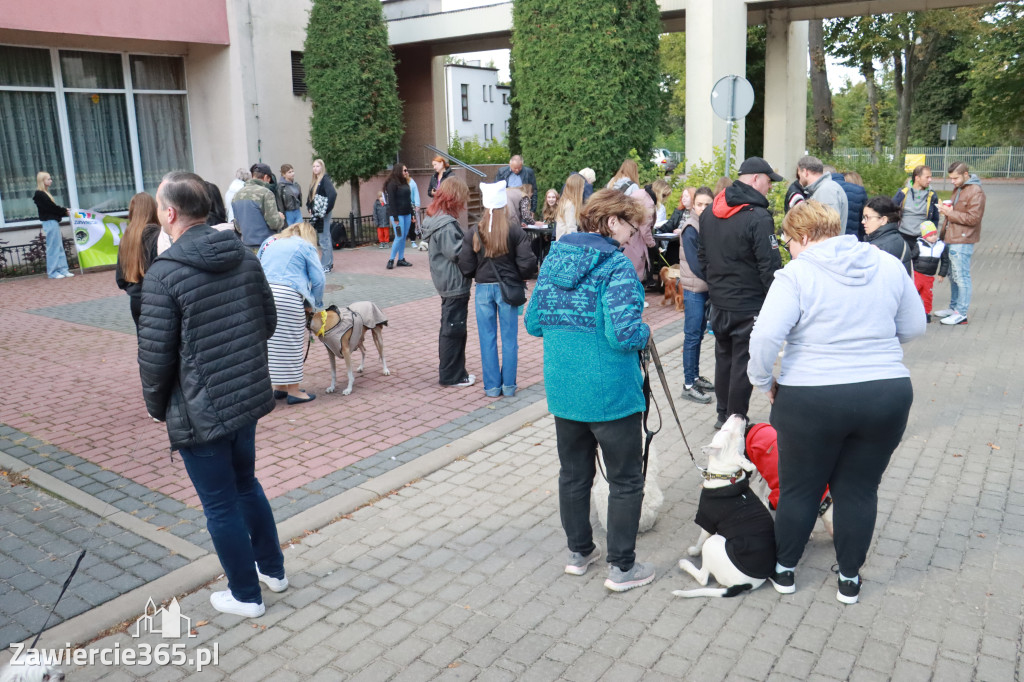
[772,378,913,576]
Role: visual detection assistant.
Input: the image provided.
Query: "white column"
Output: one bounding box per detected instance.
[763,13,808,181]
[684,0,747,172]
[432,55,448,149]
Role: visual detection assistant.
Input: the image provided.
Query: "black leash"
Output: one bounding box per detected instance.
[594,337,700,484]
[645,336,699,468]
[29,549,86,649]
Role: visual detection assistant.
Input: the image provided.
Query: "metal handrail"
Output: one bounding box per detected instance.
[423,144,487,178]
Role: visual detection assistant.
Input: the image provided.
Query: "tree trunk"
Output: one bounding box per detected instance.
[809,20,834,155]
[862,60,881,163]
[893,50,908,160]
[350,176,361,218]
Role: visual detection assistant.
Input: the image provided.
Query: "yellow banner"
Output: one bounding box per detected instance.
[71,210,128,269]
[904,154,927,172]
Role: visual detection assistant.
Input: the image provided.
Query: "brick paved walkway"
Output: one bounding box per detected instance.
[3,183,1022,680]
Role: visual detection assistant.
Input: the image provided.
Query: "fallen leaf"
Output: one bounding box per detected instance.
[987,443,1000,450]
[195,620,209,628]
[448,662,462,669]
[952,453,963,458]
[978,533,986,538]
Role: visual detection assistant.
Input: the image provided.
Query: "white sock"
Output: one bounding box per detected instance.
[839,572,859,584]
[775,562,794,574]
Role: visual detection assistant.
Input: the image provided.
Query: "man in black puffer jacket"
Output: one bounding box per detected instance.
[138,171,286,619]
[698,157,784,429]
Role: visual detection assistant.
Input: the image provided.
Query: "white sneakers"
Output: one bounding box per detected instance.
[50,271,74,278]
[940,312,968,325]
[210,591,265,618]
[454,374,476,387]
[209,564,288,618]
[256,563,289,593]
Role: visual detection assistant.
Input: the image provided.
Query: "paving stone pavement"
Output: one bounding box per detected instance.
[2,183,1021,679]
[0,480,189,650]
[0,237,684,654]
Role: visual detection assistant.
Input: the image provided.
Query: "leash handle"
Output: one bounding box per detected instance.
[30,549,86,650]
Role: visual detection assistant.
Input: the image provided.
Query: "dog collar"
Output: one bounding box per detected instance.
[700,470,746,484]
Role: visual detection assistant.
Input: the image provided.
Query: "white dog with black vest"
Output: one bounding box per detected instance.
[674,415,776,597]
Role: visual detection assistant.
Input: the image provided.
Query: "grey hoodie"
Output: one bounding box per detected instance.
[421,212,471,297]
[805,174,849,234]
[747,234,925,392]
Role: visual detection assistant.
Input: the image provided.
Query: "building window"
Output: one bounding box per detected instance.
[461,84,469,121]
[502,93,507,105]
[0,45,193,225]
[291,51,307,96]
[489,86,493,102]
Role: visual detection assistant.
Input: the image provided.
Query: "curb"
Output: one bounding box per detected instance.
[3,329,685,655]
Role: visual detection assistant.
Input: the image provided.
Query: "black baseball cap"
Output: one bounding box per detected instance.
[251,163,274,178]
[737,157,784,182]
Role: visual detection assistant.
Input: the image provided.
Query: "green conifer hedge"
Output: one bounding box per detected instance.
[304,0,403,212]
[512,0,662,189]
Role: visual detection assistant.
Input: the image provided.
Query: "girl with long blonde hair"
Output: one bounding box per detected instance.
[606,159,640,189]
[305,158,337,273]
[32,171,73,278]
[115,192,161,328]
[555,174,585,239]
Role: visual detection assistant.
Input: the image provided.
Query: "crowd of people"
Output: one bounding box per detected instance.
[26,147,986,616]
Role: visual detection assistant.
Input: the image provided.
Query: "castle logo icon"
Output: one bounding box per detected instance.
[133,597,196,639]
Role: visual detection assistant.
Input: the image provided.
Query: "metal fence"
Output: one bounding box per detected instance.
[832,147,1024,177]
[0,238,79,278]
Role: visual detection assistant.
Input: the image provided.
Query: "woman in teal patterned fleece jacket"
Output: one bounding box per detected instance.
[525,188,656,592]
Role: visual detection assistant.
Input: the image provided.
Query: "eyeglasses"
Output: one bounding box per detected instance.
[862,212,882,221]
[625,220,639,236]
[779,233,792,247]
[402,169,410,174]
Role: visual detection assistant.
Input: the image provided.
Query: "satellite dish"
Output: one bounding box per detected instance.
[710,75,755,121]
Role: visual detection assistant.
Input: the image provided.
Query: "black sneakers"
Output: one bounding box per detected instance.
[386,259,394,270]
[396,259,413,267]
[837,576,860,604]
[770,569,795,594]
[693,376,714,391]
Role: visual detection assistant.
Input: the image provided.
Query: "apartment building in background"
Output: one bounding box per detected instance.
[443,62,510,148]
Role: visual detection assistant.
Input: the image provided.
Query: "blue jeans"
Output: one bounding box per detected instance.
[682,289,708,385]
[389,214,410,261]
[284,209,302,227]
[947,244,974,315]
[555,412,644,571]
[318,212,334,271]
[474,282,519,396]
[179,422,284,604]
[42,220,70,277]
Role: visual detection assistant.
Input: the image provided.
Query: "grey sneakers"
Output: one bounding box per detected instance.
[604,562,655,592]
[565,544,602,575]
[693,376,714,391]
[681,384,713,404]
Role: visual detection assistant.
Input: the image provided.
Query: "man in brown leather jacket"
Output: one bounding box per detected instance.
[935,162,986,326]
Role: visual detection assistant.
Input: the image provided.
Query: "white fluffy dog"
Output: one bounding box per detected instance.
[592,445,664,534]
[673,415,777,597]
[0,662,64,682]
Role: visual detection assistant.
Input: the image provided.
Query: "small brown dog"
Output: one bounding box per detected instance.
[307,302,390,395]
[660,266,685,312]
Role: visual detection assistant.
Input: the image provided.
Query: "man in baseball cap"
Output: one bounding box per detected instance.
[232,163,285,249]
[697,157,783,428]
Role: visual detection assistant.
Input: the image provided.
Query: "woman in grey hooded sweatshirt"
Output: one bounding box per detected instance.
[421,177,475,387]
[748,200,925,605]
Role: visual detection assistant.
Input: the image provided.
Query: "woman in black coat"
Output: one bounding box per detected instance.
[427,156,454,198]
[115,192,161,329]
[384,164,413,269]
[863,197,914,276]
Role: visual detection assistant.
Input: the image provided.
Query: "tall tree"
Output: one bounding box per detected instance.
[512,0,662,188]
[961,2,1024,145]
[808,20,834,155]
[826,15,890,160]
[304,0,403,215]
[506,50,521,156]
[745,25,767,157]
[909,32,972,145]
